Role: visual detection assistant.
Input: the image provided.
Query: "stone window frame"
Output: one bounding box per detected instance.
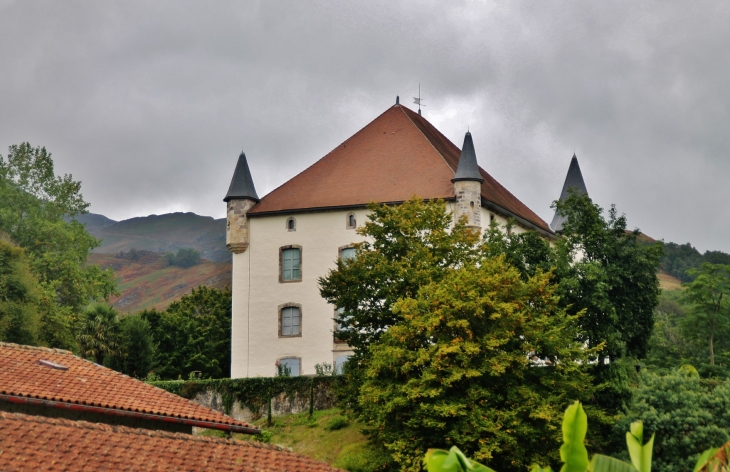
[338,244,357,261]
[276,356,302,376]
[346,212,356,229]
[278,302,302,338]
[279,245,303,283]
[285,217,296,232]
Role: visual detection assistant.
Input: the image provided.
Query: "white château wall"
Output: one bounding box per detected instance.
[230,204,527,378]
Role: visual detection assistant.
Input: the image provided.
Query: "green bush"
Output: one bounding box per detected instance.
[334,443,393,472]
[325,415,349,431]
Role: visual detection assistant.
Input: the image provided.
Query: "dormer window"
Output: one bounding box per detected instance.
[286,217,296,231]
[346,213,356,229]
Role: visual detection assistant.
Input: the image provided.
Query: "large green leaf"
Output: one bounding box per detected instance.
[626,421,654,472]
[531,465,554,472]
[692,447,720,472]
[424,447,496,472]
[560,401,590,472]
[589,454,638,472]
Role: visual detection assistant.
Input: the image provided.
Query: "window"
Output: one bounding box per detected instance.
[340,246,356,262]
[279,304,302,337]
[335,354,351,374]
[333,307,349,343]
[278,357,301,376]
[346,213,356,229]
[286,217,296,231]
[280,246,302,282]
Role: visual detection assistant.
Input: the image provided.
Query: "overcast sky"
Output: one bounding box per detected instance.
[1,1,729,253]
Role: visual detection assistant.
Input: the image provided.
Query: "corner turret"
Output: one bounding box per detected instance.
[452,131,484,228]
[550,154,588,233]
[224,152,259,254]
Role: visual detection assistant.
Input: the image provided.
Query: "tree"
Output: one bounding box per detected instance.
[358,256,599,471]
[615,369,730,472]
[165,248,201,268]
[681,263,730,366]
[0,143,117,347]
[76,304,122,365]
[0,236,41,344]
[109,314,157,378]
[142,286,231,379]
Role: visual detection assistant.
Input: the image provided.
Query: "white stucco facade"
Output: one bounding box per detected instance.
[230,204,531,378]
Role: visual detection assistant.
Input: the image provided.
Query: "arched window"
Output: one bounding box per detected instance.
[279,303,302,337]
[277,357,301,376]
[339,246,356,262]
[280,246,302,282]
[346,213,356,229]
[286,217,296,231]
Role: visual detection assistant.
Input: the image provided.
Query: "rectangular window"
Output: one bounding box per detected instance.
[281,306,301,336]
[279,358,300,377]
[340,247,356,261]
[281,247,301,281]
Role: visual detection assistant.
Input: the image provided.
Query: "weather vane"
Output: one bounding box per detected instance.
[413,83,425,116]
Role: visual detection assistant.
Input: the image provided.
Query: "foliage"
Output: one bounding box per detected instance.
[357,255,599,471]
[141,286,231,380]
[615,369,730,472]
[659,242,730,283]
[0,237,41,344]
[335,442,393,472]
[325,415,349,431]
[0,143,116,315]
[165,248,201,268]
[680,263,730,365]
[76,304,122,365]
[315,362,335,376]
[109,314,157,378]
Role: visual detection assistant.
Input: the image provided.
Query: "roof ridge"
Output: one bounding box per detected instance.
[0,341,72,355]
[397,105,456,173]
[0,410,283,450]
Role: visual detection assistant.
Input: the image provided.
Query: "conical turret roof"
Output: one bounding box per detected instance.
[452,131,484,183]
[550,154,588,232]
[223,152,259,202]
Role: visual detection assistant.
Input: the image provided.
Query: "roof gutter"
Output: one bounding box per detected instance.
[0,394,260,435]
[481,198,556,239]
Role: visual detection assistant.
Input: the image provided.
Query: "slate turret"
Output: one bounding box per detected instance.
[224,152,259,254]
[452,131,484,228]
[550,154,588,233]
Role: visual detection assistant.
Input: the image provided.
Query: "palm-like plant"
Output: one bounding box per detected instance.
[76,304,121,365]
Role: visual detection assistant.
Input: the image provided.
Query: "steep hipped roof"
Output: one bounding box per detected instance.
[0,411,340,471]
[550,154,589,233]
[0,343,257,433]
[248,105,551,233]
[452,132,484,182]
[224,152,259,202]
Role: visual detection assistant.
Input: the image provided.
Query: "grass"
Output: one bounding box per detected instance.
[199,408,378,469]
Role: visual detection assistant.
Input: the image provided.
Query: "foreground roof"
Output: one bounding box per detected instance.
[0,411,339,471]
[248,104,551,233]
[550,154,589,233]
[0,342,257,433]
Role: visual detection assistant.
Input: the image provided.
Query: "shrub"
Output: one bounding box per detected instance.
[325,415,349,431]
[334,443,393,472]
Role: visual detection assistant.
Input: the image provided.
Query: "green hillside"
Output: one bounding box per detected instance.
[81,212,229,262]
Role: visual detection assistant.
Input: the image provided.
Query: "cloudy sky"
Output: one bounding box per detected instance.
[1,1,729,253]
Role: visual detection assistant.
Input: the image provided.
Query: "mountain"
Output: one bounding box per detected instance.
[82,212,229,263]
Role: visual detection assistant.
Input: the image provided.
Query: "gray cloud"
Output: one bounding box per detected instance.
[1,0,728,252]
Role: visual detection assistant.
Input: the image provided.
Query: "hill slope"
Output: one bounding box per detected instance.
[89,252,231,313]
[83,212,229,263]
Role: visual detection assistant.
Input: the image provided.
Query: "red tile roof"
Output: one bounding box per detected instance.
[0,342,257,433]
[248,104,552,233]
[0,411,340,471]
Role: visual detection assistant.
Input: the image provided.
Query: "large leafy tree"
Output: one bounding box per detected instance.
[359,256,598,471]
[0,237,41,344]
[109,314,157,378]
[76,304,122,365]
[681,263,730,366]
[0,143,116,347]
[142,286,231,380]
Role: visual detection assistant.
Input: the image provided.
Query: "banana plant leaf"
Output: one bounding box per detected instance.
[560,401,590,472]
[425,446,496,472]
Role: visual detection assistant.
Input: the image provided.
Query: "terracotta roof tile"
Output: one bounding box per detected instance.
[0,342,257,433]
[0,411,340,471]
[248,104,552,233]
